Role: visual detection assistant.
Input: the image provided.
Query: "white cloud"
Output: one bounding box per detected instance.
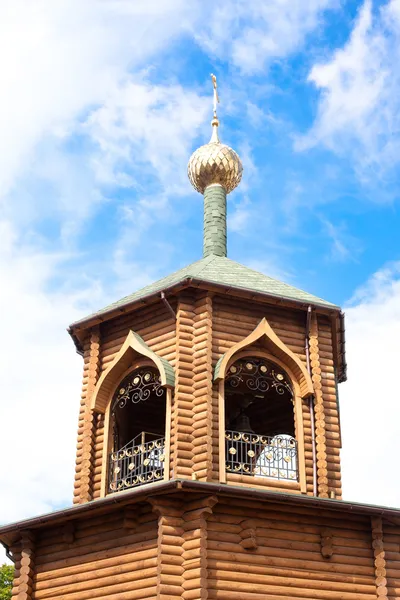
[85,78,209,194]
[297,0,400,179]
[0,0,199,226]
[195,0,338,74]
[321,217,362,262]
[0,0,340,212]
[341,261,400,506]
[0,220,103,525]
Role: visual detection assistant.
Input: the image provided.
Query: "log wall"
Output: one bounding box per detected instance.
[207,496,377,600]
[30,504,158,600]
[73,328,100,504]
[9,492,396,600]
[73,302,177,502]
[383,521,400,599]
[317,315,342,499]
[211,295,339,495]
[72,289,342,501]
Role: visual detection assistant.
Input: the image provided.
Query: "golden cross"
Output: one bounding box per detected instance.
[211,73,219,115]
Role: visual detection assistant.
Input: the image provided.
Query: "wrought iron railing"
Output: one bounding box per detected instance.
[225,430,298,482]
[108,432,165,493]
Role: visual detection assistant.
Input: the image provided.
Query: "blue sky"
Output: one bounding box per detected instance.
[1,0,400,541]
[4,0,397,311]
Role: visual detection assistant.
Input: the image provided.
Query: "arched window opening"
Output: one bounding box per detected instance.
[108,367,166,493]
[224,357,298,482]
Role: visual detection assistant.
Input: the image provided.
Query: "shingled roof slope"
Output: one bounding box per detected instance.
[73,255,338,328]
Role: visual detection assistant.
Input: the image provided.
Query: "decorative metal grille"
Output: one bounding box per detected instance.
[112,368,164,413]
[225,430,298,481]
[108,432,165,493]
[226,358,293,398]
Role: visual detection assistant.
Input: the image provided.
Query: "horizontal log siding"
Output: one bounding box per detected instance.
[208,497,377,600]
[12,493,392,600]
[211,296,314,493]
[382,521,400,599]
[86,303,176,498]
[32,506,158,600]
[318,315,342,499]
[99,302,177,372]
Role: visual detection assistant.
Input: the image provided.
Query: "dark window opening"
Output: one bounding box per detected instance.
[225,357,298,481]
[108,367,166,492]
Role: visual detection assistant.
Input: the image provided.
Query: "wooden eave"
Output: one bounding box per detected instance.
[0,479,397,550]
[68,277,347,382]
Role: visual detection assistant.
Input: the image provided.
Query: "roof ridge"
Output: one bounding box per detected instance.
[189,253,217,277]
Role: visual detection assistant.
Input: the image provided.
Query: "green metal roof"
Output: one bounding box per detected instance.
[73,255,338,328]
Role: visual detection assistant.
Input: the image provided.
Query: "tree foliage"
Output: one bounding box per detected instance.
[0,564,14,600]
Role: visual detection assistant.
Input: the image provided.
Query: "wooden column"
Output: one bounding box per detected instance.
[92,411,105,499]
[182,495,218,600]
[371,517,388,600]
[150,497,184,599]
[73,326,100,504]
[320,315,343,499]
[10,542,22,600]
[172,294,195,479]
[17,531,35,600]
[309,313,329,498]
[192,293,214,481]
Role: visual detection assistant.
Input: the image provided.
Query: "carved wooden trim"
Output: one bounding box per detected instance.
[240,519,258,550]
[371,517,388,600]
[309,313,329,498]
[91,330,174,414]
[214,317,313,398]
[320,527,334,558]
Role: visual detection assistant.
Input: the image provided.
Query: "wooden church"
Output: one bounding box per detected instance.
[1,77,400,600]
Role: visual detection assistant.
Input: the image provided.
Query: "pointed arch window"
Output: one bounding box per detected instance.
[224,357,298,482]
[108,366,167,493]
[215,318,312,492]
[90,330,174,497]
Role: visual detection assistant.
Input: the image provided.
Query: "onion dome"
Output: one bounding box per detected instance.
[188,77,243,194]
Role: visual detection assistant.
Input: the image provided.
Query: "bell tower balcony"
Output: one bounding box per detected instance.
[70,279,343,503]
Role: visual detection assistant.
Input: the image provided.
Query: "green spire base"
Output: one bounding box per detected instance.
[203,184,227,258]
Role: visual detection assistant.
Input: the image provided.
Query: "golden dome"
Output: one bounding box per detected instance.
[188,75,243,194]
[187,117,243,194]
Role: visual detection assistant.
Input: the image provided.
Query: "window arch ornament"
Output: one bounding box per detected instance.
[214,318,311,493]
[214,318,313,398]
[226,357,294,398]
[112,368,164,411]
[91,330,175,497]
[91,330,175,414]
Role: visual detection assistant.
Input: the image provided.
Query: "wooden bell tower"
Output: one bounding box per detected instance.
[2,77,399,600]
